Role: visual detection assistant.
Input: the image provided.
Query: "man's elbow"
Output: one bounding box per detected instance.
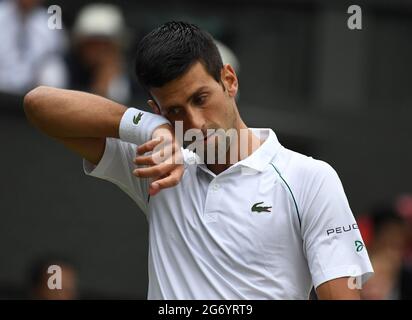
[23,86,55,127]
[24,86,47,114]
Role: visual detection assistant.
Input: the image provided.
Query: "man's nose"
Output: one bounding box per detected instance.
[184,107,205,131]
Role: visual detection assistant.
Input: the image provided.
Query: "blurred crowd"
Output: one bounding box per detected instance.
[0,0,239,106]
[0,0,134,103]
[0,0,411,300]
[358,194,412,299]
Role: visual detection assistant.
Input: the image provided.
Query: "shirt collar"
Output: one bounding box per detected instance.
[235,128,281,173]
[191,128,281,175]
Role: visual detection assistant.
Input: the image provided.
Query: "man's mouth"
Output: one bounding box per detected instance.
[185,129,220,146]
[202,130,215,142]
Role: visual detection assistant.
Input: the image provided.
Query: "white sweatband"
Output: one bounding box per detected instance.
[119,107,171,144]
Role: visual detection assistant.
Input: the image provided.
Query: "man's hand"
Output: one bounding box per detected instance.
[133,124,184,196]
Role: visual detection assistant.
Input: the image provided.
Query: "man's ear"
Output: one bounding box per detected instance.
[147,99,161,115]
[221,64,238,98]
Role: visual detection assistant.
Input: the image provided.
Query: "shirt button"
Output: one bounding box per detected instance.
[212,183,220,191]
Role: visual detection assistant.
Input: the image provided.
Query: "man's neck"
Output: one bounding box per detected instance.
[206,122,263,175]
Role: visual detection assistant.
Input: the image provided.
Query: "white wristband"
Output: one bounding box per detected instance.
[119,107,171,144]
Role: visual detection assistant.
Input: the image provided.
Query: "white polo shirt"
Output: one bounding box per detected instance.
[83,128,373,299]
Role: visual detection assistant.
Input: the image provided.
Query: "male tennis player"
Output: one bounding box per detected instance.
[24,21,373,299]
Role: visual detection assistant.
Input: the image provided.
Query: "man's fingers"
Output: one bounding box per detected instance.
[148,182,161,196]
[149,167,184,196]
[137,136,163,155]
[134,154,157,166]
[134,141,183,167]
[135,144,174,166]
[133,129,184,196]
[133,162,177,178]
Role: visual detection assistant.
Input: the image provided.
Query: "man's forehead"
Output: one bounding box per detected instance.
[151,63,215,107]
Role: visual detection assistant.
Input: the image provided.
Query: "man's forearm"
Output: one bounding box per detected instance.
[23,86,126,139]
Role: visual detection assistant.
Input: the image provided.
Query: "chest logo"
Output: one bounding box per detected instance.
[251,201,272,213]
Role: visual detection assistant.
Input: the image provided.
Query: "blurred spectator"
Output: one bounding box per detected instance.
[215,39,240,75]
[215,39,240,100]
[67,3,131,104]
[0,0,67,94]
[395,194,412,265]
[28,256,78,300]
[359,203,412,299]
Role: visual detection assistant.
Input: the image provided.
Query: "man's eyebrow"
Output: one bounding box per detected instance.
[163,86,209,111]
[186,86,209,103]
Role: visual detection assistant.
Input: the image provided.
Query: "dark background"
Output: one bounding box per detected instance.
[0,0,411,298]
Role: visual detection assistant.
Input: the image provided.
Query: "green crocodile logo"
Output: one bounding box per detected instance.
[251,202,272,213]
[133,112,143,125]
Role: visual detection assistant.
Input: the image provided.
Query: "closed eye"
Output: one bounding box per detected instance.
[167,107,181,116]
[193,94,208,106]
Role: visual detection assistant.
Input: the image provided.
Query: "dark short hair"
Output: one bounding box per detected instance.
[135,21,223,91]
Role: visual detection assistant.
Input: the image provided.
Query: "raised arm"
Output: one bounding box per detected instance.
[23,86,125,164]
[23,86,184,196]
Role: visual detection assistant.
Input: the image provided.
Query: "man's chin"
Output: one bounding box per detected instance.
[194,146,230,165]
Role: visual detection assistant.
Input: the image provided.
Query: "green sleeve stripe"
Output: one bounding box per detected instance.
[270,163,301,228]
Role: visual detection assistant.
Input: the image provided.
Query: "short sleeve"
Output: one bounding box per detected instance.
[300,160,374,289]
[83,137,150,215]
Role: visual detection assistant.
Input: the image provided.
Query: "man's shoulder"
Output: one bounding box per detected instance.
[272,147,344,221]
[273,146,339,188]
